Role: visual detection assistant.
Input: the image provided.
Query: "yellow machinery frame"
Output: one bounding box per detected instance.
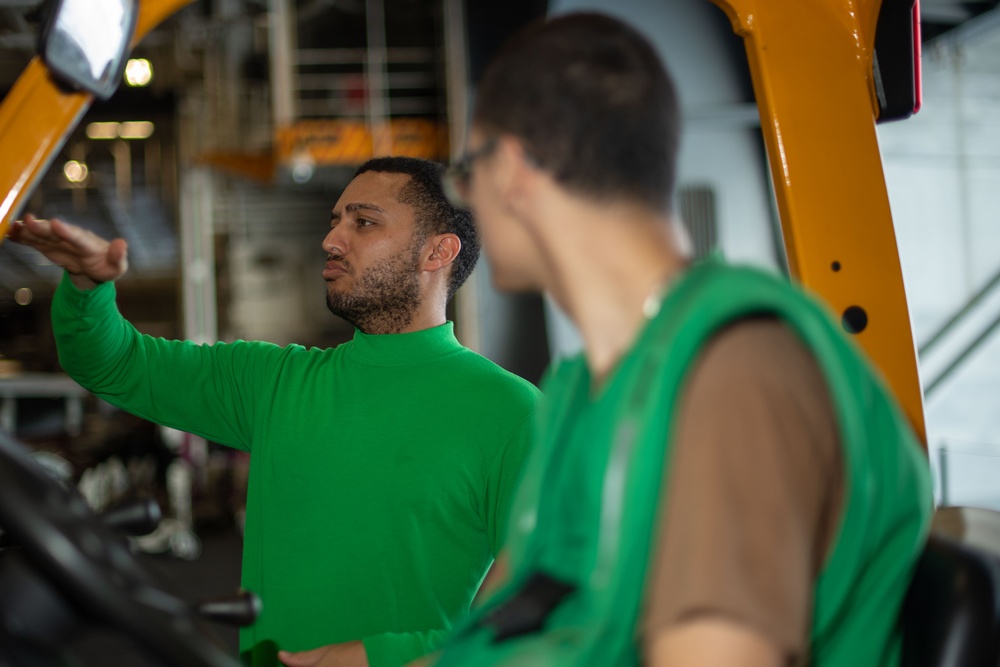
[0,0,193,242]
[711,0,927,444]
[0,0,927,444]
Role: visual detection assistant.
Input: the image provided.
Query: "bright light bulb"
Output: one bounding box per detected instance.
[63,160,89,183]
[124,58,153,87]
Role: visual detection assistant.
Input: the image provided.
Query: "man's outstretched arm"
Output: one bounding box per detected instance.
[10,214,268,450]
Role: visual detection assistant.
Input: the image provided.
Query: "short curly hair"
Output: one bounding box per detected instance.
[355,157,480,300]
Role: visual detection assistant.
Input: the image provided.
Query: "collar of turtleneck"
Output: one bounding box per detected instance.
[345,321,463,366]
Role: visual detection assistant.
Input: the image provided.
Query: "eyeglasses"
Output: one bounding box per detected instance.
[441,139,497,210]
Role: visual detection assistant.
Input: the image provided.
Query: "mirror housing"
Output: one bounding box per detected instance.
[38,0,138,100]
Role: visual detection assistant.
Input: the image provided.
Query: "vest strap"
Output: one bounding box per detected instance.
[480,571,576,642]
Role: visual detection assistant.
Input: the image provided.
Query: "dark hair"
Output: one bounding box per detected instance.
[473,12,680,212]
[355,156,480,300]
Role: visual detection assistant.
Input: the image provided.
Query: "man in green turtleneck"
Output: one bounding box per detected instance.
[9,157,540,667]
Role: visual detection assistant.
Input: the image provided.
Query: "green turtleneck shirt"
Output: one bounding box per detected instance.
[51,274,541,667]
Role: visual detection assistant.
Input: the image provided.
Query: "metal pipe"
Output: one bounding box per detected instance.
[365,0,391,156]
[269,0,298,128]
[925,308,1000,397]
[919,264,1000,356]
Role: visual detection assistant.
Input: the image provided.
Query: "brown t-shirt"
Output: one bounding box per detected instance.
[640,317,844,665]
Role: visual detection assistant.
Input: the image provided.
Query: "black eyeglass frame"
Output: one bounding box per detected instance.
[441,138,498,210]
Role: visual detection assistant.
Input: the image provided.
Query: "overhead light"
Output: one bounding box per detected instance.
[86,121,120,139]
[63,160,89,183]
[291,149,315,184]
[119,121,154,139]
[124,58,153,87]
[86,120,154,140]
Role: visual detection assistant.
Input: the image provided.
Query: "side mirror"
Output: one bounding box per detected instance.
[38,0,138,100]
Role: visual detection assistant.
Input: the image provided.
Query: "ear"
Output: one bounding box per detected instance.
[422,233,461,273]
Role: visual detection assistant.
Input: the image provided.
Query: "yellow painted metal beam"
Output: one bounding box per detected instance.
[274,119,449,167]
[709,0,927,443]
[196,151,277,183]
[0,0,194,242]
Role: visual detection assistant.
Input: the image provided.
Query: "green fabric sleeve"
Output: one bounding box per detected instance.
[51,272,280,451]
[362,629,449,667]
[483,412,535,556]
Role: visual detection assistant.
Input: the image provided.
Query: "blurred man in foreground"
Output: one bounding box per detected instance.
[429,12,931,667]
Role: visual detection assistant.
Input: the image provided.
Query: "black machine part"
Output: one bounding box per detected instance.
[874,0,921,123]
[0,431,244,667]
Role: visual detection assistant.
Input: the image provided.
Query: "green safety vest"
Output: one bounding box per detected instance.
[437,259,932,667]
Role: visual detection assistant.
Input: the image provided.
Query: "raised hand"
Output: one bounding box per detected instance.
[7,214,129,288]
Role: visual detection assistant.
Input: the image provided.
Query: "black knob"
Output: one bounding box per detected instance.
[99,498,162,537]
[195,590,262,627]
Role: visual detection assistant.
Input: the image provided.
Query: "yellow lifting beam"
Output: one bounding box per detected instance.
[0,0,194,242]
[710,0,927,444]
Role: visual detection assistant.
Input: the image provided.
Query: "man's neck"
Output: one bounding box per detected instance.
[536,196,688,383]
[347,283,449,335]
[397,308,448,334]
[355,305,446,335]
[395,287,449,334]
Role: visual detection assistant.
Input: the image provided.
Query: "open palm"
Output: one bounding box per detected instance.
[8,214,128,284]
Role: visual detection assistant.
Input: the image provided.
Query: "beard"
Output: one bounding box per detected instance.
[325,240,424,334]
